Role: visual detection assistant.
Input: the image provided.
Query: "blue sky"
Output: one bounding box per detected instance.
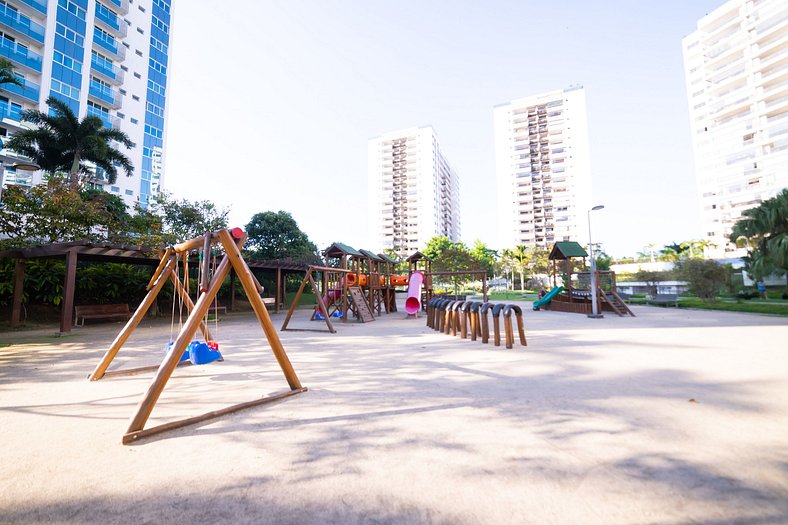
[165,0,724,257]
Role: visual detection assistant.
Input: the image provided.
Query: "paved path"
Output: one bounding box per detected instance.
[1,302,786,524]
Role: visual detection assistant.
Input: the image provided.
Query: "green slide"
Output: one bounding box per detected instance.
[532,286,564,310]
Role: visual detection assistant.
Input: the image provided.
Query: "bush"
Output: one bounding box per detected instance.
[674,259,728,302]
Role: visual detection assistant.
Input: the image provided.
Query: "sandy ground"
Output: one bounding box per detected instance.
[0,299,787,525]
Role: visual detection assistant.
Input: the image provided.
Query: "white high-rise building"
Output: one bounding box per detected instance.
[368,126,461,259]
[494,86,592,250]
[0,0,172,208]
[683,0,788,259]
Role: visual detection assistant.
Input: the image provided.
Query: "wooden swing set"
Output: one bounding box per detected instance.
[89,228,306,444]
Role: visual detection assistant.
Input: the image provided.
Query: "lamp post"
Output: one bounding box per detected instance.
[588,204,604,319]
[0,160,41,203]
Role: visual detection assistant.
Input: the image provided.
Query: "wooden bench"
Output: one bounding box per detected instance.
[645,294,679,307]
[75,304,132,326]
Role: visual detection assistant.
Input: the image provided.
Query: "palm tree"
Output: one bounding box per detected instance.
[0,58,23,89]
[6,96,134,187]
[731,189,788,284]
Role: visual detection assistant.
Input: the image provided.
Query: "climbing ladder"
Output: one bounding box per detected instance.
[599,290,636,317]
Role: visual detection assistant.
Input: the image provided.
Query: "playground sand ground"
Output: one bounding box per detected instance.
[0,300,787,525]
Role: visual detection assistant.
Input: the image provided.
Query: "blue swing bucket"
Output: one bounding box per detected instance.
[188,341,222,365]
[165,341,190,363]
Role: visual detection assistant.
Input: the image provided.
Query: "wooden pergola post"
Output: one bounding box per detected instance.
[10,259,25,327]
[276,267,282,313]
[60,249,78,334]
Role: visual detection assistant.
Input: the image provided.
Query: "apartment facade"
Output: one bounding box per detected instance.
[368,126,461,259]
[0,0,172,208]
[494,86,592,251]
[683,0,788,259]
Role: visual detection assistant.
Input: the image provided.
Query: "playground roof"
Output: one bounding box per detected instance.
[324,242,363,257]
[406,251,431,262]
[358,249,384,262]
[377,253,398,265]
[549,242,588,260]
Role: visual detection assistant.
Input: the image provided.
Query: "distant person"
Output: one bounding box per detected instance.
[756,280,768,299]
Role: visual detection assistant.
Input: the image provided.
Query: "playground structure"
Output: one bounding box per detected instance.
[426,298,526,350]
[89,228,306,444]
[536,241,634,317]
[281,243,439,327]
[406,251,434,310]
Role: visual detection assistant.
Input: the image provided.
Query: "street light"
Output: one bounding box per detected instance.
[588,204,605,319]
[0,161,41,203]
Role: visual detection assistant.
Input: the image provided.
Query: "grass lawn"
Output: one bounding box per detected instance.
[628,296,788,316]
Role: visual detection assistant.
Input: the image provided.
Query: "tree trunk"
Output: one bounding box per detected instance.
[519,270,524,291]
[69,152,81,188]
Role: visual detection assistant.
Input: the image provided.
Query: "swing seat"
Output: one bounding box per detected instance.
[189,341,222,365]
[165,341,191,363]
[207,340,219,351]
[331,311,343,318]
[314,312,325,320]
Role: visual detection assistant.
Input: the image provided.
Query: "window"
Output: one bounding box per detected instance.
[132,94,140,101]
[137,27,144,34]
[135,49,143,56]
[57,0,87,20]
[133,72,141,79]
[125,189,133,195]
[130,117,138,124]
[149,57,166,74]
[111,186,119,192]
[151,16,169,34]
[56,23,84,46]
[53,51,82,72]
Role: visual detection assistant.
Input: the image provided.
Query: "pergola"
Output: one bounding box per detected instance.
[0,241,309,334]
[1,241,160,334]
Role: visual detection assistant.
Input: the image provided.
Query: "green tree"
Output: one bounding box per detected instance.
[0,178,108,247]
[149,191,230,244]
[674,259,728,302]
[470,240,497,277]
[633,269,674,297]
[245,210,318,262]
[730,189,788,285]
[0,58,22,89]
[422,235,453,261]
[6,96,134,187]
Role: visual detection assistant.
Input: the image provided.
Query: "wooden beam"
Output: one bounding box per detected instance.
[218,229,302,391]
[10,259,25,327]
[122,387,307,444]
[169,271,213,342]
[89,256,177,380]
[59,249,78,334]
[125,251,233,434]
[308,272,335,333]
[276,268,281,313]
[281,268,312,331]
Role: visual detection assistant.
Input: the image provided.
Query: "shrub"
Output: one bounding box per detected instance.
[674,259,728,302]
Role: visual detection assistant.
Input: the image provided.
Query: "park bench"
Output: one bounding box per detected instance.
[74,304,132,326]
[645,294,679,307]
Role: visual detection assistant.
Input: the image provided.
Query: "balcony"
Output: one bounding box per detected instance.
[87,105,120,129]
[90,54,124,84]
[3,76,39,102]
[0,99,23,121]
[0,35,42,73]
[93,30,126,60]
[104,0,129,14]
[0,3,45,44]
[88,79,121,108]
[95,4,127,38]
[10,0,46,14]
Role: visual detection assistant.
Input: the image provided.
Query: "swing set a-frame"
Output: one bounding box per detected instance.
[89,228,307,445]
